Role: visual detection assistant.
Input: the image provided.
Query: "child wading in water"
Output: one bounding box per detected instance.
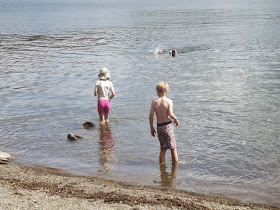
[149,81,179,165]
[94,68,115,124]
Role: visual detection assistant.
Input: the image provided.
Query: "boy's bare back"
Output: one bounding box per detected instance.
[151,97,174,124]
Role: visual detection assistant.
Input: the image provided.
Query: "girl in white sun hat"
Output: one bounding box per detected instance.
[94,68,115,124]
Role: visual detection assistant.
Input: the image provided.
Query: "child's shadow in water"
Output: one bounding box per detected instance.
[159,163,178,188]
[97,124,117,174]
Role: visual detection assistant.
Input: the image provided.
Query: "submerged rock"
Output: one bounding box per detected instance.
[67,133,83,141]
[83,121,95,129]
[0,152,11,164]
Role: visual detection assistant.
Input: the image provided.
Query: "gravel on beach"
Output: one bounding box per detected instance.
[0,163,278,210]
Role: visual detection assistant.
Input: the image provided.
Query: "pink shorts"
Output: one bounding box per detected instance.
[98,100,111,114]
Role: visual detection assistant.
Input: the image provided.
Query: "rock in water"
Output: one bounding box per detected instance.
[0,152,11,164]
[83,121,95,129]
[67,133,83,141]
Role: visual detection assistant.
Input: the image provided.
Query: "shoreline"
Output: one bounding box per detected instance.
[0,163,278,209]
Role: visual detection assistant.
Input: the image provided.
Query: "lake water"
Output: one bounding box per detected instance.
[1,0,280,206]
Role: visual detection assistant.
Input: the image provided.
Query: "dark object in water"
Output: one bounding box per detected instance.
[169,50,177,57]
[67,133,83,141]
[83,121,95,129]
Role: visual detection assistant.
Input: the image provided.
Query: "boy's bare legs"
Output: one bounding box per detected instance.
[171,148,179,163]
[160,148,178,165]
[159,149,167,165]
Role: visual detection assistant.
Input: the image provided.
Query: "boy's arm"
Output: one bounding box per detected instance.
[168,100,179,126]
[149,101,156,137]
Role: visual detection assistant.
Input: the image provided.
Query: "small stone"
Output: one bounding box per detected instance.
[83,121,95,129]
[67,133,83,141]
[0,152,11,164]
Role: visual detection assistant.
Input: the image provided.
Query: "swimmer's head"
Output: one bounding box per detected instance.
[156,81,169,96]
[169,50,177,57]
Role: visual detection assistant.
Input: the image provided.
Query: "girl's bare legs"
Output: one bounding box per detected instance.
[105,113,110,123]
[99,113,106,124]
[171,148,179,163]
[159,149,167,165]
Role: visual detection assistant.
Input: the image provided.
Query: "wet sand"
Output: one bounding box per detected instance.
[0,163,278,209]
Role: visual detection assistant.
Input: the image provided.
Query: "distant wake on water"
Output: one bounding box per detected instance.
[149,45,209,55]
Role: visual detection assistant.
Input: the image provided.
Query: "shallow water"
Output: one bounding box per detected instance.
[1,0,280,206]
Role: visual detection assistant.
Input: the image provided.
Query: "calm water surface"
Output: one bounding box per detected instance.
[0,0,280,206]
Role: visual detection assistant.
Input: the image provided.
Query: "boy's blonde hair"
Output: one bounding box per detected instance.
[156,81,169,96]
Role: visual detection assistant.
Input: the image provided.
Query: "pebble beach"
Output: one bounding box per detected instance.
[0,163,278,210]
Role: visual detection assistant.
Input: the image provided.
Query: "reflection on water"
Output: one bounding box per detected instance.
[97,124,116,174]
[159,163,178,188]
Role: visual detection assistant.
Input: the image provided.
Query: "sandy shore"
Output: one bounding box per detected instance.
[0,163,278,210]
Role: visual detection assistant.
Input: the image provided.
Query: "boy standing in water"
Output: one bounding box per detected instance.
[94,68,115,124]
[149,81,179,165]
